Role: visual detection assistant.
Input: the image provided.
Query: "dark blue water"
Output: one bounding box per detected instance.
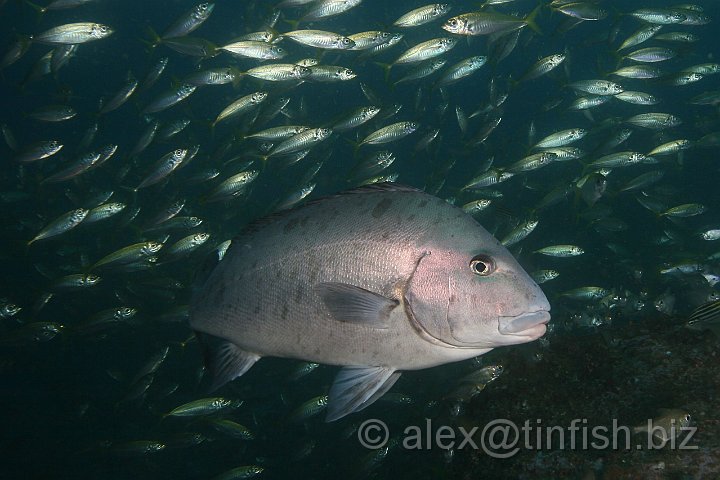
[1,0,720,478]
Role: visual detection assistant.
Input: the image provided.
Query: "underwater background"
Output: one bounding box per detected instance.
[1,0,719,478]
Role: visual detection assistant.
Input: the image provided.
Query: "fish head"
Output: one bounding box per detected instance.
[317,128,333,139]
[252,91,268,103]
[608,83,624,95]
[92,24,114,39]
[71,208,89,222]
[1,303,21,317]
[406,122,420,133]
[183,216,202,228]
[172,148,188,161]
[653,293,675,315]
[405,222,550,349]
[572,128,587,139]
[470,56,486,68]
[194,3,215,20]
[337,36,355,49]
[377,31,393,42]
[295,58,320,67]
[434,4,451,16]
[292,65,312,78]
[668,12,686,23]
[432,59,447,69]
[194,233,211,244]
[442,16,465,35]
[540,152,556,164]
[337,68,356,80]
[387,33,403,45]
[179,84,196,96]
[255,30,273,42]
[83,274,102,286]
[115,307,137,320]
[271,46,286,58]
[363,106,381,118]
[220,68,236,82]
[441,37,458,49]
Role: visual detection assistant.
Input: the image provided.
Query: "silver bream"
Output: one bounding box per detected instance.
[190,184,550,421]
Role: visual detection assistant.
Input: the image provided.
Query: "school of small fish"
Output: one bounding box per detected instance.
[1,0,719,478]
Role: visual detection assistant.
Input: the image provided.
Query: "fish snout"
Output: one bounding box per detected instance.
[498,310,551,338]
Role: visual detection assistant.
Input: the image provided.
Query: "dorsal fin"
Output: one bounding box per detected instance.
[233,182,423,240]
[339,182,422,195]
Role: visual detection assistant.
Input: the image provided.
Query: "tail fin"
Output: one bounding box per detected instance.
[343,136,362,156]
[230,68,244,89]
[508,74,520,92]
[524,4,543,35]
[141,26,162,51]
[283,18,300,31]
[24,0,47,15]
[374,62,393,83]
[119,185,140,195]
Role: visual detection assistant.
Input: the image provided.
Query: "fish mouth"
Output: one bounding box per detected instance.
[498,310,551,339]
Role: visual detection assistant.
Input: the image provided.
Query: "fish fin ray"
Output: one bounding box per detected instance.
[524,4,543,35]
[325,366,399,422]
[314,282,398,329]
[357,371,402,410]
[232,183,421,239]
[196,332,260,391]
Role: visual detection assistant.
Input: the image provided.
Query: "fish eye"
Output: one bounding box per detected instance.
[448,18,457,27]
[469,254,495,276]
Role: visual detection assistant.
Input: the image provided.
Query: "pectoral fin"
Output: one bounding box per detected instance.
[325,365,401,422]
[195,332,260,392]
[314,282,398,329]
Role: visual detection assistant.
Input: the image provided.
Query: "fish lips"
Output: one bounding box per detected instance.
[498,310,551,339]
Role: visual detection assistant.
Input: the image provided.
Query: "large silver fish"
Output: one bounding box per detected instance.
[190,184,550,421]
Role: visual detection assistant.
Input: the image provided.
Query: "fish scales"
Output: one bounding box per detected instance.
[191,184,549,420]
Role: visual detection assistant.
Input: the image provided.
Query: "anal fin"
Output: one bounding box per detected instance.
[195,332,260,391]
[325,365,401,422]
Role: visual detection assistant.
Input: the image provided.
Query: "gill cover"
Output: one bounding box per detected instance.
[404,249,498,347]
